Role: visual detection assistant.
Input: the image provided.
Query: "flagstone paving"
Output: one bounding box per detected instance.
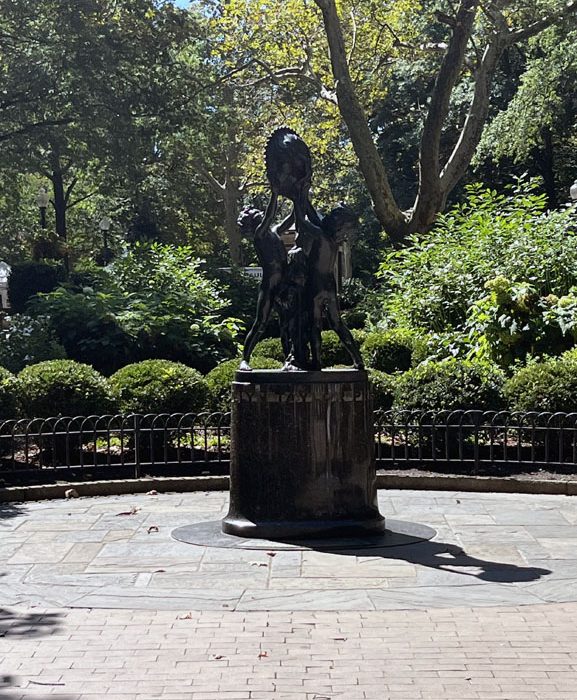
[2,489,577,698]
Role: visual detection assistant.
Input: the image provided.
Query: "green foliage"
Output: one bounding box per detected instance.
[253,337,285,362]
[368,369,396,412]
[0,315,66,373]
[109,243,241,373]
[467,277,574,367]
[29,287,133,375]
[321,330,367,367]
[372,182,577,334]
[32,243,241,374]
[109,360,209,415]
[0,367,20,419]
[8,262,65,313]
[205,356,282,412]
[504,356,577,412]
[393,360,505,412]
[361,329,423,373]
[17,360,115,418]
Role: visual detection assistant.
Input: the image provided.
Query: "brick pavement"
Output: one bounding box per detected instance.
[2,489,577,698]
[3,603,577,699]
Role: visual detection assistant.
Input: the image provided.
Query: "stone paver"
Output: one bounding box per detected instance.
[1,489,577,698]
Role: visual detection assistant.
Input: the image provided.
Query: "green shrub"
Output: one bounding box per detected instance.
[253,337,285,362]
[0,315,66,373]
[0,367,20,419]
[368,369,396,411]
[8,261,65,313]
[109,360,209,414]
[321,329,366,367]
[361,329,423,372]
[503,357,577,412]
[205,356,282,411]
[17,360,115,417]
[393,359,505,412]
[372,181,577,334]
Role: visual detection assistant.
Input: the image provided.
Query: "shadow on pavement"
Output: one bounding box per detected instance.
[307,534,552,584]
[0,501,27,523]
[0,605,63,640]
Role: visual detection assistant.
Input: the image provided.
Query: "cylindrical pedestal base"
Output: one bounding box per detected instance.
[222,369,385,539]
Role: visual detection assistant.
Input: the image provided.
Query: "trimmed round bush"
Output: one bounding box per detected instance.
[17,360,115,417]
[361,329,424,373]
[393,359,505,412]
[368,369,396,412]
[0,367,20,419]
[109,360,209,414]
[503,358,577,412]
[320,329,366,367]
[205,356,282,411]
[252,337,285,362]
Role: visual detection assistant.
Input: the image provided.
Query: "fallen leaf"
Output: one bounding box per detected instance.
[147,525,159,534]
[266,551,277,557]
[251,562,268,567]
[116,506,140,516]
[153,569,166,573]
[210,655,225,660]
[332,637,347,641]
[177,612,193,619]
[147,490,158,496]
[258,651,269,659]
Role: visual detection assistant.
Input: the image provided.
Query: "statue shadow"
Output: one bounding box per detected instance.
[288,533,552,584]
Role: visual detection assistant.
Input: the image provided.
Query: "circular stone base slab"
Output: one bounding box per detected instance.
[171,519,436,551]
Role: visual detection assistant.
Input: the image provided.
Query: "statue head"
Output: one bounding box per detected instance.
[237,207,265,236]
[322,203,357,242]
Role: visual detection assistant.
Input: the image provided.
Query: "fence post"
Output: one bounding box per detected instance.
[133,414,141,479]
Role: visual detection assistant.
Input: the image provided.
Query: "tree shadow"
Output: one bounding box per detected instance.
[0,604,63,640]
[0,676,78,700]
[293,533,552,584]
[0,501,27,523]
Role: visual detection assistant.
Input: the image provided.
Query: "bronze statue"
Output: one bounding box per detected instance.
[241,128,363,372]
[238,206,293,371]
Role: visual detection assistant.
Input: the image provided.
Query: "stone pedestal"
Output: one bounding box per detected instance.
[222,369,385,539]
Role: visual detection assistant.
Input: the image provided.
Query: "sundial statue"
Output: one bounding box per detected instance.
[222,128,385,540]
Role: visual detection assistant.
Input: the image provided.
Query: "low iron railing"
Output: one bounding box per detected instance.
[375,410,577,474]
[0,412,231,486]
[1,410,577,487]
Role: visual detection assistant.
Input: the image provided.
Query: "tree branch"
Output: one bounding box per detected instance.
[313,0,406,238]
[509,0,577,43]
[191,160,225,194]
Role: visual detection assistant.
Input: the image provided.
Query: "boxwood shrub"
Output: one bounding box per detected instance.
[252,337,285,362]
[17,360,115,417]
[393,359,505,412]
[205,356,282,411]
[0,367,20,419]
[361,328,424,373]
[109,360,209,414]
[503,357,577,412]
[367,369,396,412]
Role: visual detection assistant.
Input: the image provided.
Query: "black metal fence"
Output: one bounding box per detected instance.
[0,412,231,486]
[2,410,577,487]
[376,410,577,475]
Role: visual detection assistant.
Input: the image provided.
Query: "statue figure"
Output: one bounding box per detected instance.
[293,200,364,371]
[238,206,293,371]
[241,127,364,372]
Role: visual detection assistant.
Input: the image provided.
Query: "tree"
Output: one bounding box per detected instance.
[313,0,577,240]
[0,0,202,264]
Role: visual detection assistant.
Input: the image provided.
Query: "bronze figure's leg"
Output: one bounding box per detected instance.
[326,297,365,369]
[309,296,323,371]
[241,290,274,370]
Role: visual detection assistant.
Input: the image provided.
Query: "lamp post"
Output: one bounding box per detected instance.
[36,188,50,229]
[98,216,113,265]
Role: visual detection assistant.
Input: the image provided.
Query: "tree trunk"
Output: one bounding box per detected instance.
[48,146,70,275]
[223,185,242,266]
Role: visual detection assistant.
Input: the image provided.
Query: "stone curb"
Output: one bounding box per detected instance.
[1,472,576,502]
